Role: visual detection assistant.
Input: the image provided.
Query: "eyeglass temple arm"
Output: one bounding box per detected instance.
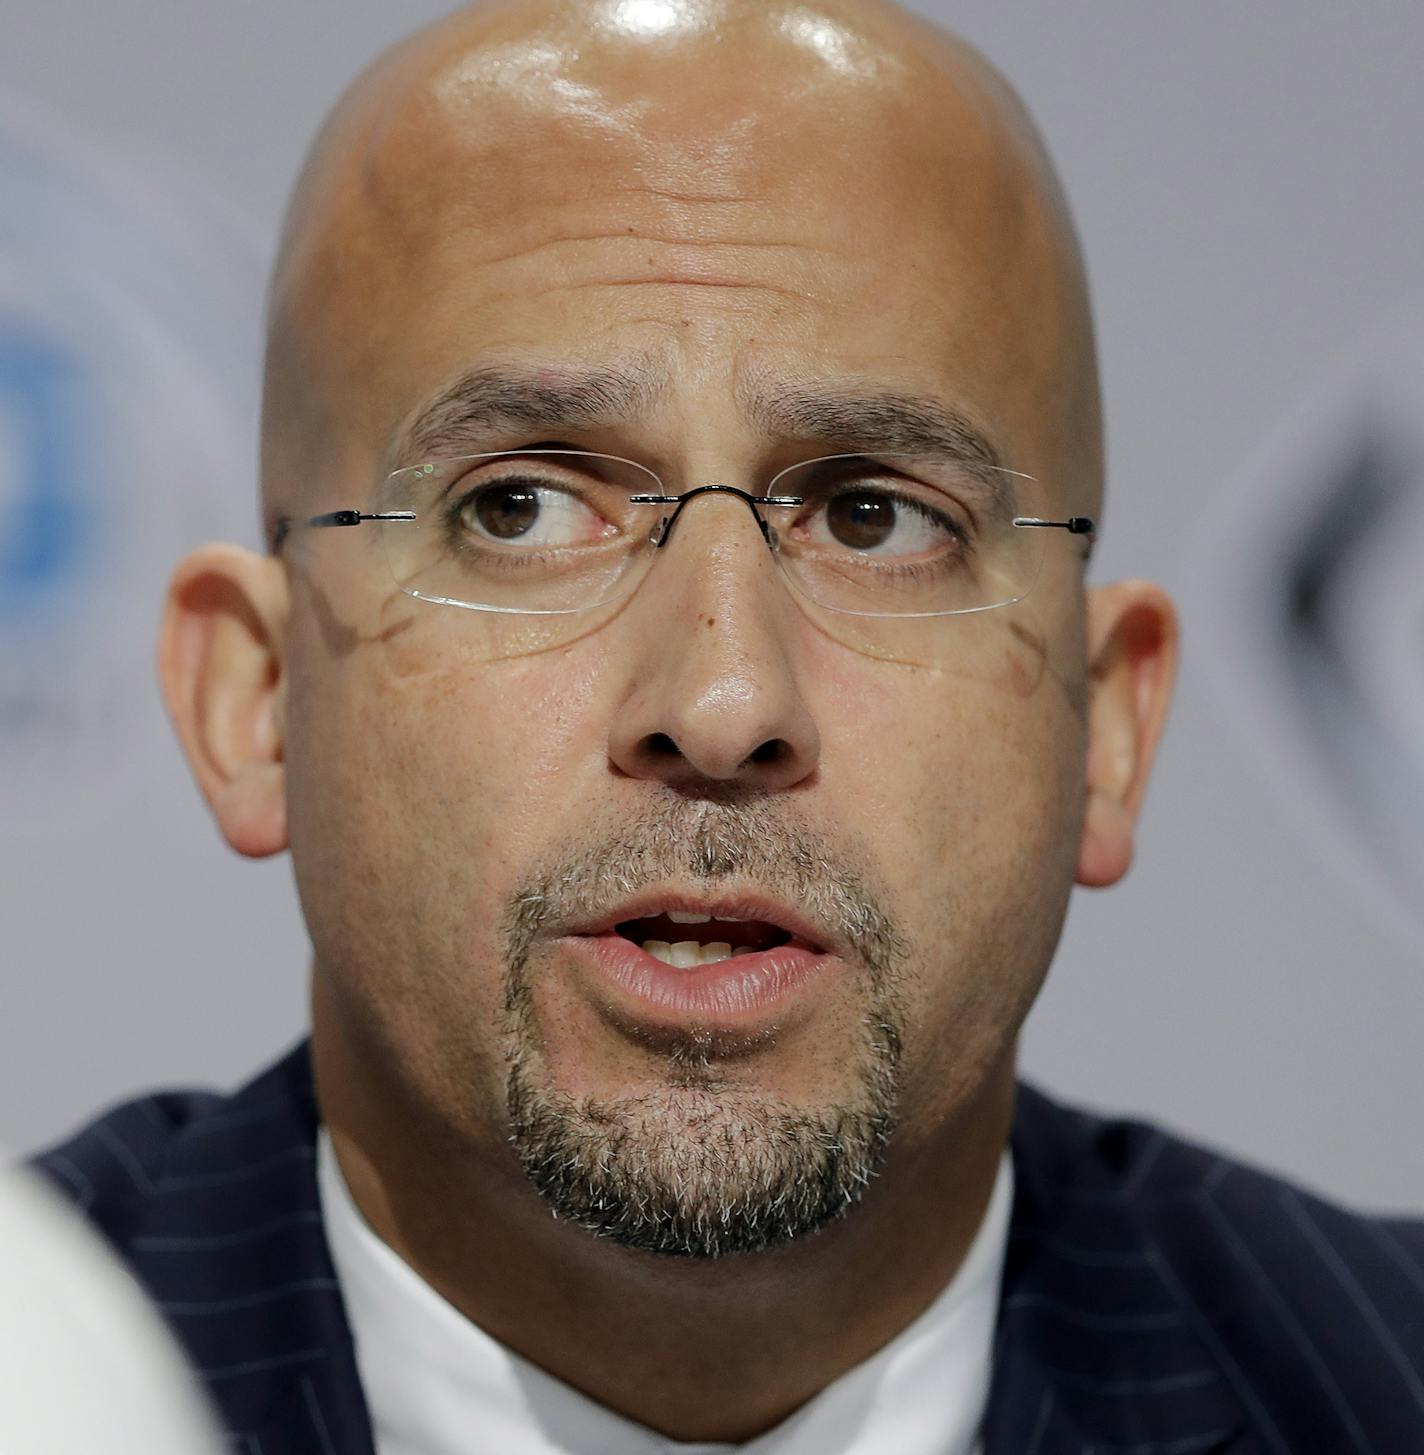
[1013,515,1096,535]
[272,509,417,551]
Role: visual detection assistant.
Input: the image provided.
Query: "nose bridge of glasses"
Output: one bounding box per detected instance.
[636,484,794,551]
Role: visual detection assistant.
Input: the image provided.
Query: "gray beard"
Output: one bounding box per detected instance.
[499,798,907,1259]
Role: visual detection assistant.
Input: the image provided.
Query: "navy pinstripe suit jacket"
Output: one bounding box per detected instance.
[30,1043,1424,1454]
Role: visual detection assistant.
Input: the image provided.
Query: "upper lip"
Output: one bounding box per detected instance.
[563,888,835,956]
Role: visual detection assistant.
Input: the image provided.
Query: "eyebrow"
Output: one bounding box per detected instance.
[393,361,1005,474]
[741,384,1005,470]
[393,361,670,464]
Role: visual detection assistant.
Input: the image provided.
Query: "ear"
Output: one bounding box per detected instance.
[1075,579,1179,888]
[158,544,290,858]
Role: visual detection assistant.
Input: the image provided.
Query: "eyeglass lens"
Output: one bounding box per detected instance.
[376,450,1048,618]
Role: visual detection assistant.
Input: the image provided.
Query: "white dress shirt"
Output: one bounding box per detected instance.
[319,1131,1012,1455]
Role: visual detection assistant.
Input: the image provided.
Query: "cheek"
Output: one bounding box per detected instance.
[282,618,614,1093]
[331,625,606,840]
[816,621,1080,866]
[813,622,1084,1082]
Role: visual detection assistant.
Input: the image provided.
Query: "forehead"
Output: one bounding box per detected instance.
[272,7,1079,484]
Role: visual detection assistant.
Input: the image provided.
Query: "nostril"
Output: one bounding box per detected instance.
[748,738,789,766]
[645,732,680,759]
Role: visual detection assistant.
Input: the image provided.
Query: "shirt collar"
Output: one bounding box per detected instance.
[319,1130,1011,1455]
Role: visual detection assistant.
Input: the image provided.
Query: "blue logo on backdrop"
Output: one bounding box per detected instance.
[0,329,93,626]
[0,93,263,822]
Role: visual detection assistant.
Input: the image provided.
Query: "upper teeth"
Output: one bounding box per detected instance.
[642,940,757,967]
[665,912,761,927]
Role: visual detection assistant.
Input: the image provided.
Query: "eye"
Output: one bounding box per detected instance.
[455,477,613,548]
[804,486,962,557]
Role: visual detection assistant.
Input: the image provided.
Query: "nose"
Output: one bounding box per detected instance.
[606,490,821,792]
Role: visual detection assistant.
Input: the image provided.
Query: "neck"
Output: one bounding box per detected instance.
[312,1012,1015,1444]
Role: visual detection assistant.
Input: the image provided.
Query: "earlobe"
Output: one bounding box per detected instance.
[1075,580,1179,889]
[1077,788,1136,888]
[158,545,291,859]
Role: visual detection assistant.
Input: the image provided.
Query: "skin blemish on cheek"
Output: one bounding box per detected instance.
[998,619,1049,700]
[706,616,716,628]
[299,579,364,659]
[1002,617,1090,719]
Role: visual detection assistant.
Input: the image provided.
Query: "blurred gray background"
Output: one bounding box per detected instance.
[2,3,1420,1208]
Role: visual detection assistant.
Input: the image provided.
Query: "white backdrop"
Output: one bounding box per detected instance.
[2,2,1420,1211]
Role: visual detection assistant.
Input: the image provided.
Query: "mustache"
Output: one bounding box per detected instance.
[502,796,908,982]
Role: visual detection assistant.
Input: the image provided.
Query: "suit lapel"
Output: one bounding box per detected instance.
[981,1086,1250,1455]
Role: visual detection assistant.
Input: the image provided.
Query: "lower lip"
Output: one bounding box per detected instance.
[561,933,835,1024]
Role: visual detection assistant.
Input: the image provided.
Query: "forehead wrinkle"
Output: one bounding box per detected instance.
[472,229,823,273]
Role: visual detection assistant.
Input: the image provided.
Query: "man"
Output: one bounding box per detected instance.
[33,1,1424,1451]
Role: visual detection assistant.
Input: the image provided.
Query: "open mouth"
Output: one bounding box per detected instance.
[613,911,799,969]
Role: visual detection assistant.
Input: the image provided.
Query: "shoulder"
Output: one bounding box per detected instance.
[1011,1081,1424,1435]
[1013,1077,1424,1257]
[27,1042,317,1256]
[24,1044,365,1447]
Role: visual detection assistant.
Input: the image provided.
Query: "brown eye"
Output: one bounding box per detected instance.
[800,482,961,559]
[827,491,898,550]
[472,487,540,539]
[453,478,613,549]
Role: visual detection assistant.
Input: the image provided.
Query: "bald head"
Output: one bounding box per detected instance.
[262,0,1099,541]
[181,7,1184,1396]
